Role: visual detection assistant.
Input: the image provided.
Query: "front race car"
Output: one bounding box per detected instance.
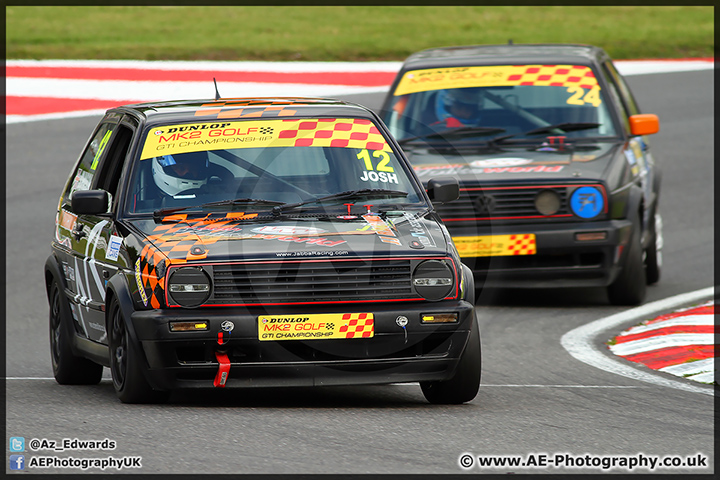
[69,100,482,404]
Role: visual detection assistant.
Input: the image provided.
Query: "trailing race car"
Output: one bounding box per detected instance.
[380,44,662,305]
[45,97,481,404]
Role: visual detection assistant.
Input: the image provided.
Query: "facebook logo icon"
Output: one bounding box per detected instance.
[9,454,25,470]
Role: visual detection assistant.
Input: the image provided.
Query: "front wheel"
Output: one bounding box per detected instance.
[49,279,103,385]
[107,298,169,404]
[607,223,647,306]
[421,317,481,404]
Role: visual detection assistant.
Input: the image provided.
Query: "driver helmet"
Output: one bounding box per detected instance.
[435,88,483,126]
[151,151,209,196]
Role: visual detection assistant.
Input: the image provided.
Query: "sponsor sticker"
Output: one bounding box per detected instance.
[251,226,327,235]
[470,158,533,168]
[105,235,123,261]
[258,313,374,341]
[453,234,536,257]
[134,259,148,306]
[394,65,599,96]
[140,119,390,160]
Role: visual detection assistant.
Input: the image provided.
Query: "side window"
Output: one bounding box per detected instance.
[600,66,630,133]
[604,61,640,115]
[64,123,115,202]
[93,123,135,210]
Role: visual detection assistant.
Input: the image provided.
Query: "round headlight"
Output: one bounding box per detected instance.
[168,266,211,307]
[535,189,561,216]
[570,186,604,219]
[413,260,454,301]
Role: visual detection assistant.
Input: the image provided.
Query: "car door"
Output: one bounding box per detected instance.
[604,60,658,207]
[601,61,657,230]
[58,113,136,344]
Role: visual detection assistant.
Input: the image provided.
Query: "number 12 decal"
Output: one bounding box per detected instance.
[357,149,394,172]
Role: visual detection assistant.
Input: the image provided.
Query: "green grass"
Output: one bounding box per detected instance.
[6,6,714,61]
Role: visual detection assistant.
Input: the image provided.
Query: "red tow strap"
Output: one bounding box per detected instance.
[214,351,231,387]
[213,331,231,387]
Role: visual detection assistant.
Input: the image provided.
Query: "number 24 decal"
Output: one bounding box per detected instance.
[357,149,394,172]
[566,86,602,107]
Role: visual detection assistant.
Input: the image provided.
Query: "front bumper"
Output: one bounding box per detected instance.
[450,218,634,288]
[130,300,476,391]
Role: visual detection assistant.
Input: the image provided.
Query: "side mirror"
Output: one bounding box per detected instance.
[629,114,659,136]
[71,189,109,215]
[427,177,459,203]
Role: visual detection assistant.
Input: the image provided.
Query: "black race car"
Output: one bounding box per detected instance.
[380,44,662,305]
[45,97,480,404]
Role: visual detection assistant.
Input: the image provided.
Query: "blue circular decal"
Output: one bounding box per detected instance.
[570,186,604,219]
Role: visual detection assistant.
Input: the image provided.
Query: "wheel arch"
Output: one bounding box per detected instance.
[44,253,66,300]
[105,273,143,348]
[105,273,160,386]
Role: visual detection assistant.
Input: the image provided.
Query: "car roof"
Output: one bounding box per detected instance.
[111,97,378,125]
[399,43,609,70]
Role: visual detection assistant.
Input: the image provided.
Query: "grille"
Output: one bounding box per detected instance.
[433,184,571,223]
[209,259,418,305]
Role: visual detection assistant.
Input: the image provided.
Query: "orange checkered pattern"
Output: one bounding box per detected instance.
[136,212,257,308]
[150,213,260,258]
[506,234,536,255]
[505,65,598,90]
[276,118,389,151]
[339,313,374,338]
[137,243,166,309]
[194,99,303,119]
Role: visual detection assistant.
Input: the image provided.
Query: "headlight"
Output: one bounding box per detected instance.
[535,189,561,215]
[413,260,454,301]
[570,186,604,219]
[168,266,211,307]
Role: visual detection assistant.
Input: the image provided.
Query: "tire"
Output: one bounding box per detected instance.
[107,298,169,404]
[607,222,647,306]
[421,316,481,404]
[49,279,103,385]
[645,211,663,285]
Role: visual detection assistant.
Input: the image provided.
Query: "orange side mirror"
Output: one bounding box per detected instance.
[629,114,659,136]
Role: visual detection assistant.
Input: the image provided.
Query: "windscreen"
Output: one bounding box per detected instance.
[125,117,424,214]
[383,64,619,143]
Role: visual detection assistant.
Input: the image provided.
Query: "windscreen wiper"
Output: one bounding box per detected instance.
[153,198,284,222]
[272,189,408,216]
[200,198,286,208]
[397,127,506,146]
[487,122,602,145]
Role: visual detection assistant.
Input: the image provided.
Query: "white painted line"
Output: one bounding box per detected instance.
[7,110,109,124]
[4,377,111,381]
[477,385,642,388]
[7,77,385,102]
[560,286,715,396]
[609,333,715,356]
[6,59,404,72]
[614,59,714,75]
